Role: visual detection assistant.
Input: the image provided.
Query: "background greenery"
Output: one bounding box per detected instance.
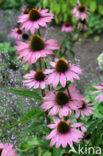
[1,0,103,36]
[1,0,103,21]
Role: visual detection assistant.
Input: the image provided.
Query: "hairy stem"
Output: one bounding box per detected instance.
[38,58,45,97]
[93,127,97,146]
[38,29,50,125]
[66,83,71,99]
[45,61,51,91]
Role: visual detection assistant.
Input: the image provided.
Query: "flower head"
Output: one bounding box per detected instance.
[18,8,54,34]
[91,83,103,103]
[72,4,89,20]
[23,70,48,89]
[41,84,83,118]
[15,35,59,65]
[45,58,82,88]
[10,27,29,41]
[22,33,29,40]
[0,143,17,156]
[46,117,84,148]
[61,22,73,32]
[75,98,94,118]
[78,20,88,31]
[21,8,29,16]
[10,28,22,40]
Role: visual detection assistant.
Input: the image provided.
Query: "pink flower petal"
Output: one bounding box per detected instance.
[65,71,74,82]
[53,73,60,88]
[40,81,45,89]
[53,117,60,124]
[60,73,66,87]
[69,65,82,74]
[48,124,56,129]
[70,123,83,128]
[46,129,57,139]
[75,110,80,118]
[34,82,39,89]
[48,106,59,116]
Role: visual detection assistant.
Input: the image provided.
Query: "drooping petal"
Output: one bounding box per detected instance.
[70,65,82,74]
[60,73,66,87]
[70,123,83,128]
[53,72,60,88]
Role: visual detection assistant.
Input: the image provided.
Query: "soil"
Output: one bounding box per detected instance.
[73,35,103,92]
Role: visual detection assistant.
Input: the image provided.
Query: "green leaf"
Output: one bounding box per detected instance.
[93,109,103,118]
[62,3,67,13]
[19,136,49,152]
[0,43,15,53]
[42,151,51,156]
[98,102,103,115]
[24,62,29,71]
[55,15,59,24]
[90,1,97,12]
[19,136,40,152]
[5,88,42,100]
[14,108,44,126]
[69,50,75,59]
[94,36,100,42]
[87,119,103,134]
[42,0,48,8]
[24,120,44,135]
[38,147,44,156]
[98,5,103,15]
[63,14,68,22]
[53,147,65,156]
[54,4,60,14]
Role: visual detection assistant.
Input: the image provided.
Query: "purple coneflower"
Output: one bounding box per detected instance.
[15,35,59,65]
[45,58,82,88]
[46,117,84,148]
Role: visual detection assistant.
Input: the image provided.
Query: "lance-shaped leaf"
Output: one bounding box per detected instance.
[5,88,42,100]
[13,108,44,126]
[19,136,49,152]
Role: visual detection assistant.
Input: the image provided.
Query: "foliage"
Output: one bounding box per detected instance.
[85,14,103,36]
[1,0,103,37]
[0,42,16,54]
[0,0,41,9]
[19,136,49,152]
[42,0,103,24]
[8,79,103,155]
[0,0,24,9]
[84,0,103,15]
[42,0,77,24]
[5,89,42,100]
[57,32,78,59]
[14,108,44,126]
[24,0,42,9]
[42,0,103,37]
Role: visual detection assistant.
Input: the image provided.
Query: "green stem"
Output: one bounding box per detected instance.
[82,137,86,156]
[44,61,51,91]
[38,29,41,36]
[39,58,42,70]
[38,58,45,97]
[37,29,50,125]
[66,83,71,99]
[93,127,97,146]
